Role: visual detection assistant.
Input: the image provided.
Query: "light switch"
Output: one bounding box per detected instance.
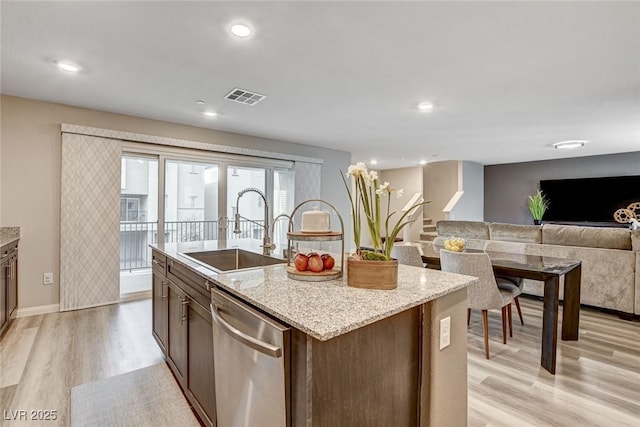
[43,272,54,285]
[440,316,451,350]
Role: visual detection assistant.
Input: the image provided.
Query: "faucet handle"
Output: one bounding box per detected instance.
[233,213,242,234]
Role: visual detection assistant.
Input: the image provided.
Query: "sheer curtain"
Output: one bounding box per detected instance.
[60,133,122,311]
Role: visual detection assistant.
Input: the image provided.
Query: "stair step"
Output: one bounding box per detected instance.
[422,225,436,232]
[423,218,433,225]
[420,231,438,242]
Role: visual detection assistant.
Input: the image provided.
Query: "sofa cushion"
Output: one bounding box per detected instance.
[489,223,542,244]
[436,220,489,240]
[631,230,640,252]
[522,243,635,313]
[542,224,631,250]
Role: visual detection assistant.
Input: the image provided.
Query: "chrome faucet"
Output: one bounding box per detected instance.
[271,214,294,259]
[233,188,276,256]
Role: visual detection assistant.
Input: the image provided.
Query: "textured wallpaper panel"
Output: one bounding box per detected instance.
[60,133,122,311]
[294,161,322,205]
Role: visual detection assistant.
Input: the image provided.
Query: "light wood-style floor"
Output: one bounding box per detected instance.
[1,298,639,426]
[467,297,640,426]
[0,300,164,426]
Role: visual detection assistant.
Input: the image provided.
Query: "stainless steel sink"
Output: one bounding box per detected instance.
[182,249,285,272]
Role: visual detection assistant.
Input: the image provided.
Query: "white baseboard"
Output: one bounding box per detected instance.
[16,294,151,317]
[16,303,60,318]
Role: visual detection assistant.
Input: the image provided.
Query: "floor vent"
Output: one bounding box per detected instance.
[224,88,266,106]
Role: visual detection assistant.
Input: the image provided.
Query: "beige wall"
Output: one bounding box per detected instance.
[379,167,423,242]
[427,287,468,426]
[1,95,350,310]
[423,161,459,222]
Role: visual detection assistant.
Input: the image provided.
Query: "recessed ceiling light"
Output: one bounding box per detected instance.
[56,61,81,73]
[230,24,252,37]
[552,140,587,149]
[203,111,217,117]
[370,159,378,165]
[417,102,434,112]
[419,160,427,165]
[196,100,205,105]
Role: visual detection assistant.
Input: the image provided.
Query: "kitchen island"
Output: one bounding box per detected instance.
[151,240,475,427]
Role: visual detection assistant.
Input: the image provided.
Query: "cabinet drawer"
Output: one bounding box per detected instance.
[167,259,212,300]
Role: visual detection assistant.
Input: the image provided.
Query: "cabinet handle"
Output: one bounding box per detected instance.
[181,298,190,323]
[205,280,211,292]
[161,281,168,299]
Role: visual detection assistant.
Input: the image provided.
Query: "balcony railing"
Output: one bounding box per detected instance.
[120,218,266,271]
[120,222,158,271]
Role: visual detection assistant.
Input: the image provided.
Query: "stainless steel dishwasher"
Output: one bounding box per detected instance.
[210,288,291,427]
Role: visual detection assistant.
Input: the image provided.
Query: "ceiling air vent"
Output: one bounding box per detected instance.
[224,88,266,106]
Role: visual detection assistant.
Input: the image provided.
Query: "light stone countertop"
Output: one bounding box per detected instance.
[0,227,20,247]
[152,240,475,341]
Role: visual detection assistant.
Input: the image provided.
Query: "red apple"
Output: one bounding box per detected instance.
[308,253,324,273]
[321,254,335,270]
[294,253,309,271]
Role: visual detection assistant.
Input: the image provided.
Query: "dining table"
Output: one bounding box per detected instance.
[403,242,582,374]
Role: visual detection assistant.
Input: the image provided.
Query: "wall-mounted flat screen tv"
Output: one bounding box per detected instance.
[540,175,640,223]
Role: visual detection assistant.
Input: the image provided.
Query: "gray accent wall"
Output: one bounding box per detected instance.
[484,152,640,224]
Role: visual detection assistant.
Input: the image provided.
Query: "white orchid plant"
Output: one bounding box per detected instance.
[341,162,429,261]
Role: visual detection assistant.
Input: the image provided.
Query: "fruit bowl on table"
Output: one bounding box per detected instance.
[444,237,466,252]
[287,252,341,281]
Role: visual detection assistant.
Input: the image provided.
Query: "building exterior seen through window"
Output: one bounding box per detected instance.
[120,154,295,272]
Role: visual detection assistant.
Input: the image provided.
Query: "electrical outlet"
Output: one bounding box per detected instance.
[439,316,451,350]
[43,273,54,285]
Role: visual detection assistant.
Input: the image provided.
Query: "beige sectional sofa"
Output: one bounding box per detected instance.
[434,220,640,317]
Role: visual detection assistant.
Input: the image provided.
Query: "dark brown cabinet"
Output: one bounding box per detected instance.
[186,298,216,425]
[167,280,188,383]
[151,249,216,426]
[152,270,168,353]
[1,240,18,337]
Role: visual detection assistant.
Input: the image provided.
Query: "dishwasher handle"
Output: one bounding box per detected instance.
[210,303,282,358]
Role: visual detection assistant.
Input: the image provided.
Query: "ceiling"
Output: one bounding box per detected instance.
[2,1,639,169]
